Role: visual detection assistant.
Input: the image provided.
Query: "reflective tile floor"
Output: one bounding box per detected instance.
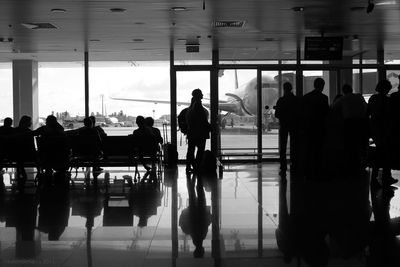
[0,164,399,267]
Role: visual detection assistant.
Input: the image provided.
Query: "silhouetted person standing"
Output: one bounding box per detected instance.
[388,82,400,173]
[338,84,368,175]
[186,89,211,172]
[275,82,299,174]
[368,80,398,187]
[302,78,329,179]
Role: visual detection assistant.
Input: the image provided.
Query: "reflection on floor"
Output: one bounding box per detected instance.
[0,164,399,267]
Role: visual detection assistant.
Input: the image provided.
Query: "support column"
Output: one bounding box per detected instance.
[170,50,177,147]
[377,49,385,81]
[12,60,39,128]
[210,50,219,155]
[257,69,262,162]
[85,51,89,117]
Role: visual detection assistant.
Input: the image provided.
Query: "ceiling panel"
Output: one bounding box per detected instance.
[0,0,399,61]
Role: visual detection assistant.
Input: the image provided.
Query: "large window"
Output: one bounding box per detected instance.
[0,63,13,124]
[88,61,170,136]
[38,62,85,128]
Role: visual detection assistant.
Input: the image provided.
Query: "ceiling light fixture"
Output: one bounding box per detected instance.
[366,0,375,13]
[110,8,126,13]
[170,7,187,11]
[133,38,144,42]
[51,8,66,13]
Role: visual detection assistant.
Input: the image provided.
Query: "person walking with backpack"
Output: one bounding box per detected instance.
[185,89,211,173]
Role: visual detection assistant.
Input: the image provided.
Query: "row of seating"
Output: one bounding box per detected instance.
[0,134,163,184]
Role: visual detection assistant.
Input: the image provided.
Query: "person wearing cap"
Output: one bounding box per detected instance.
[185,89,211,172]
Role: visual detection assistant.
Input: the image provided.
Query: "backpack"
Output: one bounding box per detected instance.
[178,108,189,135]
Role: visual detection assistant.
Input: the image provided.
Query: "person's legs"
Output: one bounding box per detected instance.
[186,138,196,171]
[279,128,289,172]
[195,139,206,170]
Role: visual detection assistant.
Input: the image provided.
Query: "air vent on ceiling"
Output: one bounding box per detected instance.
[21,22,58,29]
[212,20,246,28]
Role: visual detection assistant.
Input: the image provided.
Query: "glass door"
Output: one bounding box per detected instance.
[176,71,211,160]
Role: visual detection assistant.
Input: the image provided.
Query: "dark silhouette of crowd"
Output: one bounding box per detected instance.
[0,113,164,190]
[276,78,399,187]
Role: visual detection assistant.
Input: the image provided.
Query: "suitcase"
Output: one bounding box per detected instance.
[162,123,178,167]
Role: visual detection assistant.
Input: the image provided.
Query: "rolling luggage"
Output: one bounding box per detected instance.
[162,123,178,167]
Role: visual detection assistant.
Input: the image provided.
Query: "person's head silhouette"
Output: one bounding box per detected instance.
[46,115,58,127]
[192,89,203,101]
[3,117,12,127]
[19,116,32,129]
[283,82,293,95]
[136,115,145,127]
[375,79,392,95]
[83,117,93,128]
[145,117,154,127]
[342,84,353,95]
[314,78,325,92]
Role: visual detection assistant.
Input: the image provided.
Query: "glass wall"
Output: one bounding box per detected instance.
[261,71,280,157]
[218,69,257,160]
[38,62,85,129]
[88,61,170,135]
[0,63,13,125]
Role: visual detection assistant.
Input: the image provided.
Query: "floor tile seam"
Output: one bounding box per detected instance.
[236,174,279,227]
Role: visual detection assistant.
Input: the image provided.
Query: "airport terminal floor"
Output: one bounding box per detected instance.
[0,163,399,267]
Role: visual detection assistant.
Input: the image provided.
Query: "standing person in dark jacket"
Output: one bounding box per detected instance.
[368,80,398,187]
[185,89,211,173]
[302,78,330,179]
[275,82,300,175]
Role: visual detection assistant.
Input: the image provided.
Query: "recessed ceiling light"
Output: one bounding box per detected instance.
[51,8,66,13]
[292,6,305,12]
[177,38,187,42]
[90,39,100,42]
[133,38,144,42]
[110,8,126,13]
[134,22,145,25]
[170,7,187,11]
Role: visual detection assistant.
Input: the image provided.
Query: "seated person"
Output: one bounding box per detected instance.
[89,116,107,140]
[0,117,16,163]
[145,117,163,145]
[34,115,68,174]
[13,116,35,188]
[34,115,65,137]
[0,117,15,135]
[76,117,103,165]
[132,116,158,173]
